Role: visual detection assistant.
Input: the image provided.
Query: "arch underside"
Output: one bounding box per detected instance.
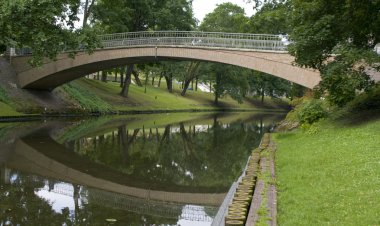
[13,46,321,90]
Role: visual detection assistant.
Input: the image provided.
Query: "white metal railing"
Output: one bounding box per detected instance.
[5,31,289,57]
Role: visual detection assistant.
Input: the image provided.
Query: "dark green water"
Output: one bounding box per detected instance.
[0,112,284,225]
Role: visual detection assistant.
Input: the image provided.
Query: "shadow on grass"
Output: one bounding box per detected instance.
[332,109,380,126]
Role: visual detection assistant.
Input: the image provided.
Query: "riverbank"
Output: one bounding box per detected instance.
[0,69,289,120]
[273,91,380,225]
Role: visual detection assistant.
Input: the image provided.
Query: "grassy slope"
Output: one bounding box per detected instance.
[0,77,288,117]
[274,119,380,225]
[77,78,288,111]
[0,102,22,116]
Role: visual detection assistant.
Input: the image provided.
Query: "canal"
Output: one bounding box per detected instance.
[0,112,284,225]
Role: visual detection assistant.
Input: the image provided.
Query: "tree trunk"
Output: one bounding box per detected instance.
[82,0,95,28]
[214,72,222,105]
[181,79,192,96]
[214,92,219,105]
[96,71,100,80]
[132,70,143,87]
[120,66,124,87]
[181,61,200,96]
[120,64,134,97]
[164,73,173,93]
[151,76,155,85]
[101,71,107,82]
[191,79,194,90]
[158,73,163,87]
[144,73,148,93]
[261,88,265,103]
[195,76,198,91]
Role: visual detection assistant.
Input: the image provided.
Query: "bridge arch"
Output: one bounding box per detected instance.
[10,31,321,90]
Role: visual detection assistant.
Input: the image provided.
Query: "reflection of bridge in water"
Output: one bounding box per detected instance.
[37,182,216,222]
[1,132,227,222]
[6,137,226,205]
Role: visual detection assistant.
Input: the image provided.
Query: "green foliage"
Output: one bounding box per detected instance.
[318,46,378,107]
[0,0,100,66]
[289,0,380,69]
[0,86,11,104]
[62,81,113,113]
[199,2,249,32]
[249,70,292,101]
[346,84,380,113]
[297,99,327,124]
[93,0,196,33]
[249,1,290,34]
[288,0,380,107]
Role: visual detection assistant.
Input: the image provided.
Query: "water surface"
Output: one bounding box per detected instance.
[0,112,284,225]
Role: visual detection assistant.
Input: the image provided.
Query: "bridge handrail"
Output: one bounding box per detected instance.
[6,31,289,57]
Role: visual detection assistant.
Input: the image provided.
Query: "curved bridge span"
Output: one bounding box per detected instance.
[10,31,321,90]
[7,136,226,206]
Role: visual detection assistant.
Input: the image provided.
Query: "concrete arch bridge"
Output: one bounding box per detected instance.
[9,31,321,90]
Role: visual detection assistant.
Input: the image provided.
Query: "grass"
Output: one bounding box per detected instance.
[61,81,113,112]
[274,119,380,225]
[0,102,22,116]
[75,78,289,112]
[0,77,288,117]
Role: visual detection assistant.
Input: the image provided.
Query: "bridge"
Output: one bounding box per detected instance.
[8,31,321,90]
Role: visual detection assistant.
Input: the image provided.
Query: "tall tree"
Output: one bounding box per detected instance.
[181,61,201,96]
[288,0,380,106]
[82,0,96,27]
[93,0,196,97]
[199,2,249,32]
[199,3,250,104]
[0,0,99,66]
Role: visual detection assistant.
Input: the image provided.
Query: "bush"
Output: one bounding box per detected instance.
[346,84,380,112]
[297,99,327,124]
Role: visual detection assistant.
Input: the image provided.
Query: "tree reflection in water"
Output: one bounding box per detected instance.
[0,113,278,225]
[69,115,272,191]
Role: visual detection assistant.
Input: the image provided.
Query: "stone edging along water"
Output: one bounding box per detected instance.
[224,133,277,226]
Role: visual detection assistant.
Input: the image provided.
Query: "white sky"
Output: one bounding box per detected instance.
[193,0,255,22]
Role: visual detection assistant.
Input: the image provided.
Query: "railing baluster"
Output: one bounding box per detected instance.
[9,31,287,56]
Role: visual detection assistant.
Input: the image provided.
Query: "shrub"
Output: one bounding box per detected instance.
[346,84,380,112]
[297,99,327,124]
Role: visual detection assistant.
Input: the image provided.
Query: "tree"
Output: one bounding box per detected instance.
[181,61,201,96]
[248,1,290,34]
[249,70,291,102]
[82,0,96,27]
[199,2,249,32]
[92,0,196,97]
[0,0,99,66]
[288,0,380,106]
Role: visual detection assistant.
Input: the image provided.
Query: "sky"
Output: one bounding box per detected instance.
[192,0,255,22]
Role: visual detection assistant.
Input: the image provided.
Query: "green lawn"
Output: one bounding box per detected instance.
[77,78,288,111]
[0,102,22,116]
[274,119,380,225]
[0,77,288,117]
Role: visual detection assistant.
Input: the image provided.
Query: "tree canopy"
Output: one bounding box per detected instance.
[287,0,380,106]
[0,0,99,66]
[200,2,249,33]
